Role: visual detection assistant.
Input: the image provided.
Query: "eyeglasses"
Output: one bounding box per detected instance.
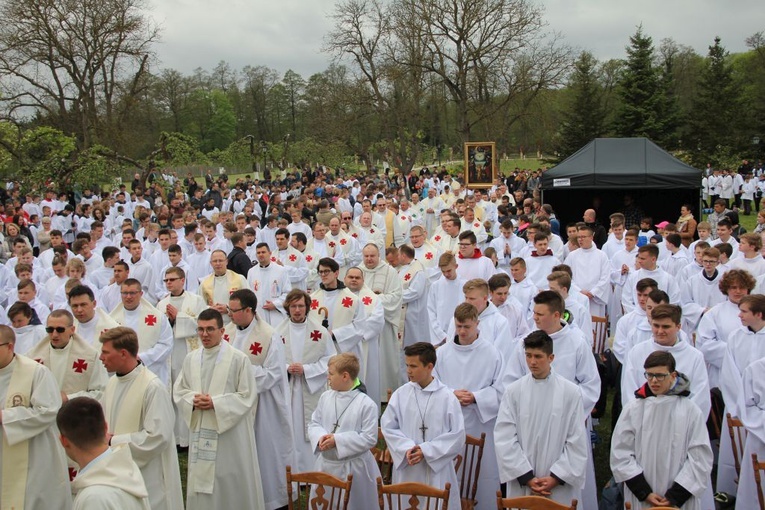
[702,260,719,265]
[644,372,671,381]
[196,326,219,334]
[120,291,141,296]
[0,342,11,348]
[318,269,334,275]
[163,277,181,283]
[45,326,68,334]
[227,306,246,314]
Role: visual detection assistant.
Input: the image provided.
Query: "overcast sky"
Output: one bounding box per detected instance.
[151,0,764,79]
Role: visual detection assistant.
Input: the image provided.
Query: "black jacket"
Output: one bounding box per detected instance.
[227,247,253,277]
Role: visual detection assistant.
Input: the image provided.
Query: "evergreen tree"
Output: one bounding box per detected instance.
[690,37,743,166]
[613,27,664,140]
[556,51,607,160]
[655,54,682,149]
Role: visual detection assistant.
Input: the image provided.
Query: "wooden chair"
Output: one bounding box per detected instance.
[727,413,747,481]
[457,433,486,510]
[496,493,577,509]
[754,454,765,510]
[286,465,353,510]
[372,427,394,484]
[378,477,451,510]
[591,315,608,354]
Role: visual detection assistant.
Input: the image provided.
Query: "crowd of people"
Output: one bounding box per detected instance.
[0,163,763,510]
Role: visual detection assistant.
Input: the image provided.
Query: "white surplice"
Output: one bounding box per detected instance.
[565,245,611,316]
[695,298,745,389]
[716,327,765,496]
[103,365,184,510]
[308,389,381,510]
[173,342,265,510]
[680,271,725,333]
[247,263,290,326]
[0,355,72,509]
[495,371,588,505]
[381,379,466,510]
[737,356,765,509]
[72,446,150,510]
[279,319,337,472]
[622,266,680,314]
[502,321,601,510]
[446,303,514,364]
[427,276,466,345]
[611,391,713,510]
[231,318,293,510]
[434,338,504,510]
[621,338,711,418]
[360,261,402,401]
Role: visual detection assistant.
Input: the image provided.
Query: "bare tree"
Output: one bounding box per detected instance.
[390,0,572,142]
[0,0,159,149]
[325,0,427,173]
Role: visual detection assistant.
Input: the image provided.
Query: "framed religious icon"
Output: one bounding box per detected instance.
[464,142,497,188]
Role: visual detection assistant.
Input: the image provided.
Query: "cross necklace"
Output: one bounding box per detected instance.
[332,392,360,433]
[413,390,433,441]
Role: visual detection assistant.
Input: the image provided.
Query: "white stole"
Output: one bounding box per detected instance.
[187,342,235,494]
[2,355,37,509]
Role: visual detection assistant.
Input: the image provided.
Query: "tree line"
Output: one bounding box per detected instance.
[0,0,762,190]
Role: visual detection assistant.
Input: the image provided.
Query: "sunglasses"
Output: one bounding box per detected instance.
[45,326,68,334]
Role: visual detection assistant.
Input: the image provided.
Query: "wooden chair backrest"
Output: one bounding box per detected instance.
[496,493,577,510]
[378,477,451,510]
[457,433,486,509]
[286,465,352,510]
[372,427,394,484]
[754,454,765,510]
[591,315,608,354]
[727,413,747,479]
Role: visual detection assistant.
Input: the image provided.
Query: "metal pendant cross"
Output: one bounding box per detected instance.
[419,422,428,441]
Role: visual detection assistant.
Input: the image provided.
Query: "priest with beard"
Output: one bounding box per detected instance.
[276,290,336,472]
[359,243,403,402]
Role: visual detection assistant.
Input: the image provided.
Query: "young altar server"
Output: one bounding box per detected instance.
[173,309,266,510]
[495,330,589,505]
[57,397,150,510]
[434,303,504,510]
[308,353,381,510]
[611,351,713,510]
[381,342,466,510]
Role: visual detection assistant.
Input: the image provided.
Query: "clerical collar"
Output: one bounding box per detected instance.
[117,360,142,377]
[171,291,185,298]
[703,270,718,281]
[237,319,255,331]
[131,257,140,264]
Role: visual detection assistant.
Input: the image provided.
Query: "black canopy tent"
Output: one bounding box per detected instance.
[540,138,702,234]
